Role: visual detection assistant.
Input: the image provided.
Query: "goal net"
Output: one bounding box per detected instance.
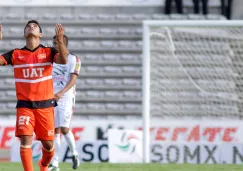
[142,20,243,163]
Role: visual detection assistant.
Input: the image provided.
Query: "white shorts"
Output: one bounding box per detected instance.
[54,98,74,128]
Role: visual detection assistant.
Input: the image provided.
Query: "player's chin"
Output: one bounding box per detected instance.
[24,33,41,39]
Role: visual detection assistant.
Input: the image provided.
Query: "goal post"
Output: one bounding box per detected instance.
[142,20,243,163]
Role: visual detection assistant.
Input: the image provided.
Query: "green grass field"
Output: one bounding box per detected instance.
[0,163,242,171]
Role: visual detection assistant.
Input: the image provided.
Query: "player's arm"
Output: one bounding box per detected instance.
[0,25,13,66]
[54,24,68,64]
[55,56,81,101]
[0,59,5,65]
[55,74,78,101]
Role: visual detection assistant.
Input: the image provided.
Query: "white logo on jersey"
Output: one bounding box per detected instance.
[18,56,25,59]
[38,53,46,59]
[48,130,54,136]
[23,68,45,78]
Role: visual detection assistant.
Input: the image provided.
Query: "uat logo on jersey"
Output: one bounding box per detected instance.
[38,53,46,59]
[23,68,44,78]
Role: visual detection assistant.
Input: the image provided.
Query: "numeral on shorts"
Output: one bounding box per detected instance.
[18,116,30,125]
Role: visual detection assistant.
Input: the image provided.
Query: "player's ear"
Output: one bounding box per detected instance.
[39,33,43,38]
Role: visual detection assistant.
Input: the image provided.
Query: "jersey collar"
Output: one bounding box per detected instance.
[22,44,41,52]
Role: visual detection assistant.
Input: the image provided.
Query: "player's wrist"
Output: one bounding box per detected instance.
[56,38,64,43]
[58,90,65,96]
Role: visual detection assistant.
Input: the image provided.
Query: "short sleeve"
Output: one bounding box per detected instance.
[0,50,14,65]
[69,55,81,75]
[50,47,59,63]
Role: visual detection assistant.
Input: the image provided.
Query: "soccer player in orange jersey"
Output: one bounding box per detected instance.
[0,20,68,171]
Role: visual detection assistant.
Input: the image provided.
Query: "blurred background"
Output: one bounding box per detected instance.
[0,0,243,167]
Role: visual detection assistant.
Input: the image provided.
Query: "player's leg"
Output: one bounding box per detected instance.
[59,99,79,169]
[48,106,61,171]
[35,107,55,171]
[61,127,79,169]
[61,126,78,157]
[20,136,34,171]
[164,0,172,14]
[39,140,54,171]
[202,0,208,15]
[193,0,200,14]
[16,108,35,171]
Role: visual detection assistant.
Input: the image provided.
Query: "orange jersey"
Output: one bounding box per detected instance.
[0,44,58,108]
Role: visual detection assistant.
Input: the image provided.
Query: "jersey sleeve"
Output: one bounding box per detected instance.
[69,55,81,75]
[50,47,59,63]
[0,50,14,65]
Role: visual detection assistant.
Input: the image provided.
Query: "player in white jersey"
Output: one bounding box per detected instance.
[48,35,81,171]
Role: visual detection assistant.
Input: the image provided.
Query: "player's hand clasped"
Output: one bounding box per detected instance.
[54,91,64,101]
[55,23,65,42]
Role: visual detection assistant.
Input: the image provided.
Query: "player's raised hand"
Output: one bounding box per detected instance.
[0,25,2,40]
[55,23,65,42]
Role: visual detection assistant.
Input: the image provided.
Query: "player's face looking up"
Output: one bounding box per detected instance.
[53,39,58,50]
[53,35,68,51]
[24,23,42,38]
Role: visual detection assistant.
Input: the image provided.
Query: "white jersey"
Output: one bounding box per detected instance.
[53,54,81,100]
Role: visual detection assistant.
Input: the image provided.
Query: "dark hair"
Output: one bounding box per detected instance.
[53,35,68,47]
[24,20,42,33]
